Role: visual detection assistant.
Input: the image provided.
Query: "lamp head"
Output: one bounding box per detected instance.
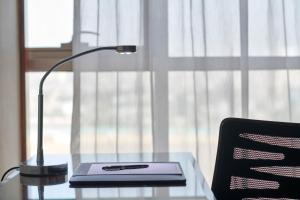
[116,45,136,54]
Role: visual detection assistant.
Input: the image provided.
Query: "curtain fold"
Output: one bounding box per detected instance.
[72,0,300,189]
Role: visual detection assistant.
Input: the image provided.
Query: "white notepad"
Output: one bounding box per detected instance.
[87,162,182,175]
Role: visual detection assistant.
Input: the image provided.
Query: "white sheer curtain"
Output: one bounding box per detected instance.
[72,0,300,184]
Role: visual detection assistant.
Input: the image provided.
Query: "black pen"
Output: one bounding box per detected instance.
[102,164,149,171]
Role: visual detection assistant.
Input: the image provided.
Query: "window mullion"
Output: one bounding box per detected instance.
[239,0,249,118]
[149,0,169,153]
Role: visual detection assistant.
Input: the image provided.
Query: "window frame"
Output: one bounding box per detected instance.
[25,43,72,72]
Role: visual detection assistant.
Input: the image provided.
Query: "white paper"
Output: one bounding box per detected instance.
[87,162,182,175]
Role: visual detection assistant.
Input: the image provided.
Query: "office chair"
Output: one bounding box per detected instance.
[212,118,300,200]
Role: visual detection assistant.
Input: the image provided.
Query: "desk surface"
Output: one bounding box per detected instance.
[0,153,215,200]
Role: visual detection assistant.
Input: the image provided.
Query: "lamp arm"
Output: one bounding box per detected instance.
[36,46,116,165]
[38,46,116,94]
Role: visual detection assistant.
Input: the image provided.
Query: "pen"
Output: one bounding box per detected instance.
[102,164,149,171]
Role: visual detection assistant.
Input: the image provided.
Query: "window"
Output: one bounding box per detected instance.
[24,0,74,157]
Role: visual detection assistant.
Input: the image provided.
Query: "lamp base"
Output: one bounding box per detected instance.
[20,161,68,176]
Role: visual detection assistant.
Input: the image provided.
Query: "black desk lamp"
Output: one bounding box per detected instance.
[20,45,136,176]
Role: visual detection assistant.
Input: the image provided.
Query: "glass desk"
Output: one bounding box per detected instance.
[0,153,215,200]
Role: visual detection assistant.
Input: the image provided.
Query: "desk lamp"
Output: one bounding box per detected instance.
[20,45,136,176]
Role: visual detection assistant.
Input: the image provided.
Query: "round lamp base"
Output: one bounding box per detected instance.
[20,162,68,177]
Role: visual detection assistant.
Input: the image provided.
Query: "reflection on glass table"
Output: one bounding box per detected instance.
[0,153,215,200]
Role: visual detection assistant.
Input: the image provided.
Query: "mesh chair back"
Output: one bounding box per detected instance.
[212,118,300,200]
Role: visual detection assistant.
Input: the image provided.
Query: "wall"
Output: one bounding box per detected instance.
[0,0,21,176]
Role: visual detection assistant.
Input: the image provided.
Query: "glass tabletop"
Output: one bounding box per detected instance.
[0,152,215,200]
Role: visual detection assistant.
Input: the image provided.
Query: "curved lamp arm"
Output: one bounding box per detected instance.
[37,45,136,165]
